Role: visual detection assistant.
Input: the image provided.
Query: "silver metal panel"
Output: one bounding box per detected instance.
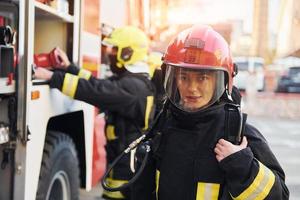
[13,0,33,199]
[74,0,81,65]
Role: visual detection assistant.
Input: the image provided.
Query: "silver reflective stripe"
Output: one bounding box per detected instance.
[196,182,220,200]
[130,147,137,173]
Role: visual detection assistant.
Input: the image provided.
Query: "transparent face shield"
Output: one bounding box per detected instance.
[164,65,225,112]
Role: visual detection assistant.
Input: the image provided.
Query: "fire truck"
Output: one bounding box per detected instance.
[0,0,106,199]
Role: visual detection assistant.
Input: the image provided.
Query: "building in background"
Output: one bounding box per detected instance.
[252,0,269,59]
[230,20,253,56]
[126,0,149,30]
[148,0,169,37]
[276,0,300,57]
[100,0,127,27]
[100,0,168,33]
[211,23,232,44]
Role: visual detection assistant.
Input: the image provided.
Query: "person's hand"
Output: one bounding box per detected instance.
[214,136,248,162]
[33,67,54,80]
[54,47,70,69]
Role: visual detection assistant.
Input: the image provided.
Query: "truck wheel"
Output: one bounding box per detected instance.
[36,131,80,200]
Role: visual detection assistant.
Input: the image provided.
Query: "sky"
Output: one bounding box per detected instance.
[167,0,253,32]
[167,0,281,34]
[269,0,281,33]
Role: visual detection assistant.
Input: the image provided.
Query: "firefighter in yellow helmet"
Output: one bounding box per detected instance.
[34,26,156,200]
[102,26,150,75]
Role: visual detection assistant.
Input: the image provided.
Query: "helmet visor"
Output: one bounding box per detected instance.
[164,65,225,112]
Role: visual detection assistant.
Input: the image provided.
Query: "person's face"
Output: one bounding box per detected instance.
[105,46,125,75]
[176,68,216,111]
[106,46,118,56]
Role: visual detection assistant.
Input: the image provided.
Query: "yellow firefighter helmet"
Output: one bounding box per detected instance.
[103,26,149,72]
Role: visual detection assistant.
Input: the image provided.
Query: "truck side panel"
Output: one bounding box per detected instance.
[25,85,94,199]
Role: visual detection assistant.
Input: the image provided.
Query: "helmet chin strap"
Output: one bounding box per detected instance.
[229,85,242,105]
[225,87,232,100]
[116,62,123,68]
[108,54,126,75]
[109,63,126,75]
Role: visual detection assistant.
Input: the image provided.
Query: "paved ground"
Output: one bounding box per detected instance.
[242,92,300,119]
[80,184,103,200]
[248,116,300,200]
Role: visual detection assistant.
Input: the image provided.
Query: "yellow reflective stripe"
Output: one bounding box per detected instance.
[62,73,79,98]
[196,183,205,200]
[106,125,117,140]
[211,184,220,199]
[232,161,275,200]
[156,170,160,199]
[232,162,265,199]
[196,182,220,200]
[102,177,128,199]
[78,69,92,80]
[143,96,154,130]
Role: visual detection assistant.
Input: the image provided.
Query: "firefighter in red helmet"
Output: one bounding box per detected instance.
[132,25,289,200]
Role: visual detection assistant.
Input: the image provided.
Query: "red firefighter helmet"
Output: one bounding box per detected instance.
[163,25,234,112]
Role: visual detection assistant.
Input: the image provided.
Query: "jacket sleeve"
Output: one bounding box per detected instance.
[219,124,289,200]
[65,64,80,75]
[66,64,96,81]
[49,70,141,118]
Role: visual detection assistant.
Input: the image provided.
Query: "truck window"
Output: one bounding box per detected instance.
[254,62,263,68]
[236,61,249,71]
[289,67,300,77]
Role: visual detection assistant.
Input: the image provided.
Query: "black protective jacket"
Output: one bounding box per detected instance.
[132,103,289,200]
[49,65,156,199]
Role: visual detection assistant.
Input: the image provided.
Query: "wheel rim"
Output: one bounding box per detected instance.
[46,170,71,200]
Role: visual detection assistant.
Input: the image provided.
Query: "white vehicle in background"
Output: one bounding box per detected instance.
[233,57,265,92]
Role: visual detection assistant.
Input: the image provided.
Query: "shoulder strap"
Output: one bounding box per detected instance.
[224,103,247,145]
[231,85,242,105]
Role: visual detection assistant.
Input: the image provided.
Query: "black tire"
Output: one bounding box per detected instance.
[36,131,80,200]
